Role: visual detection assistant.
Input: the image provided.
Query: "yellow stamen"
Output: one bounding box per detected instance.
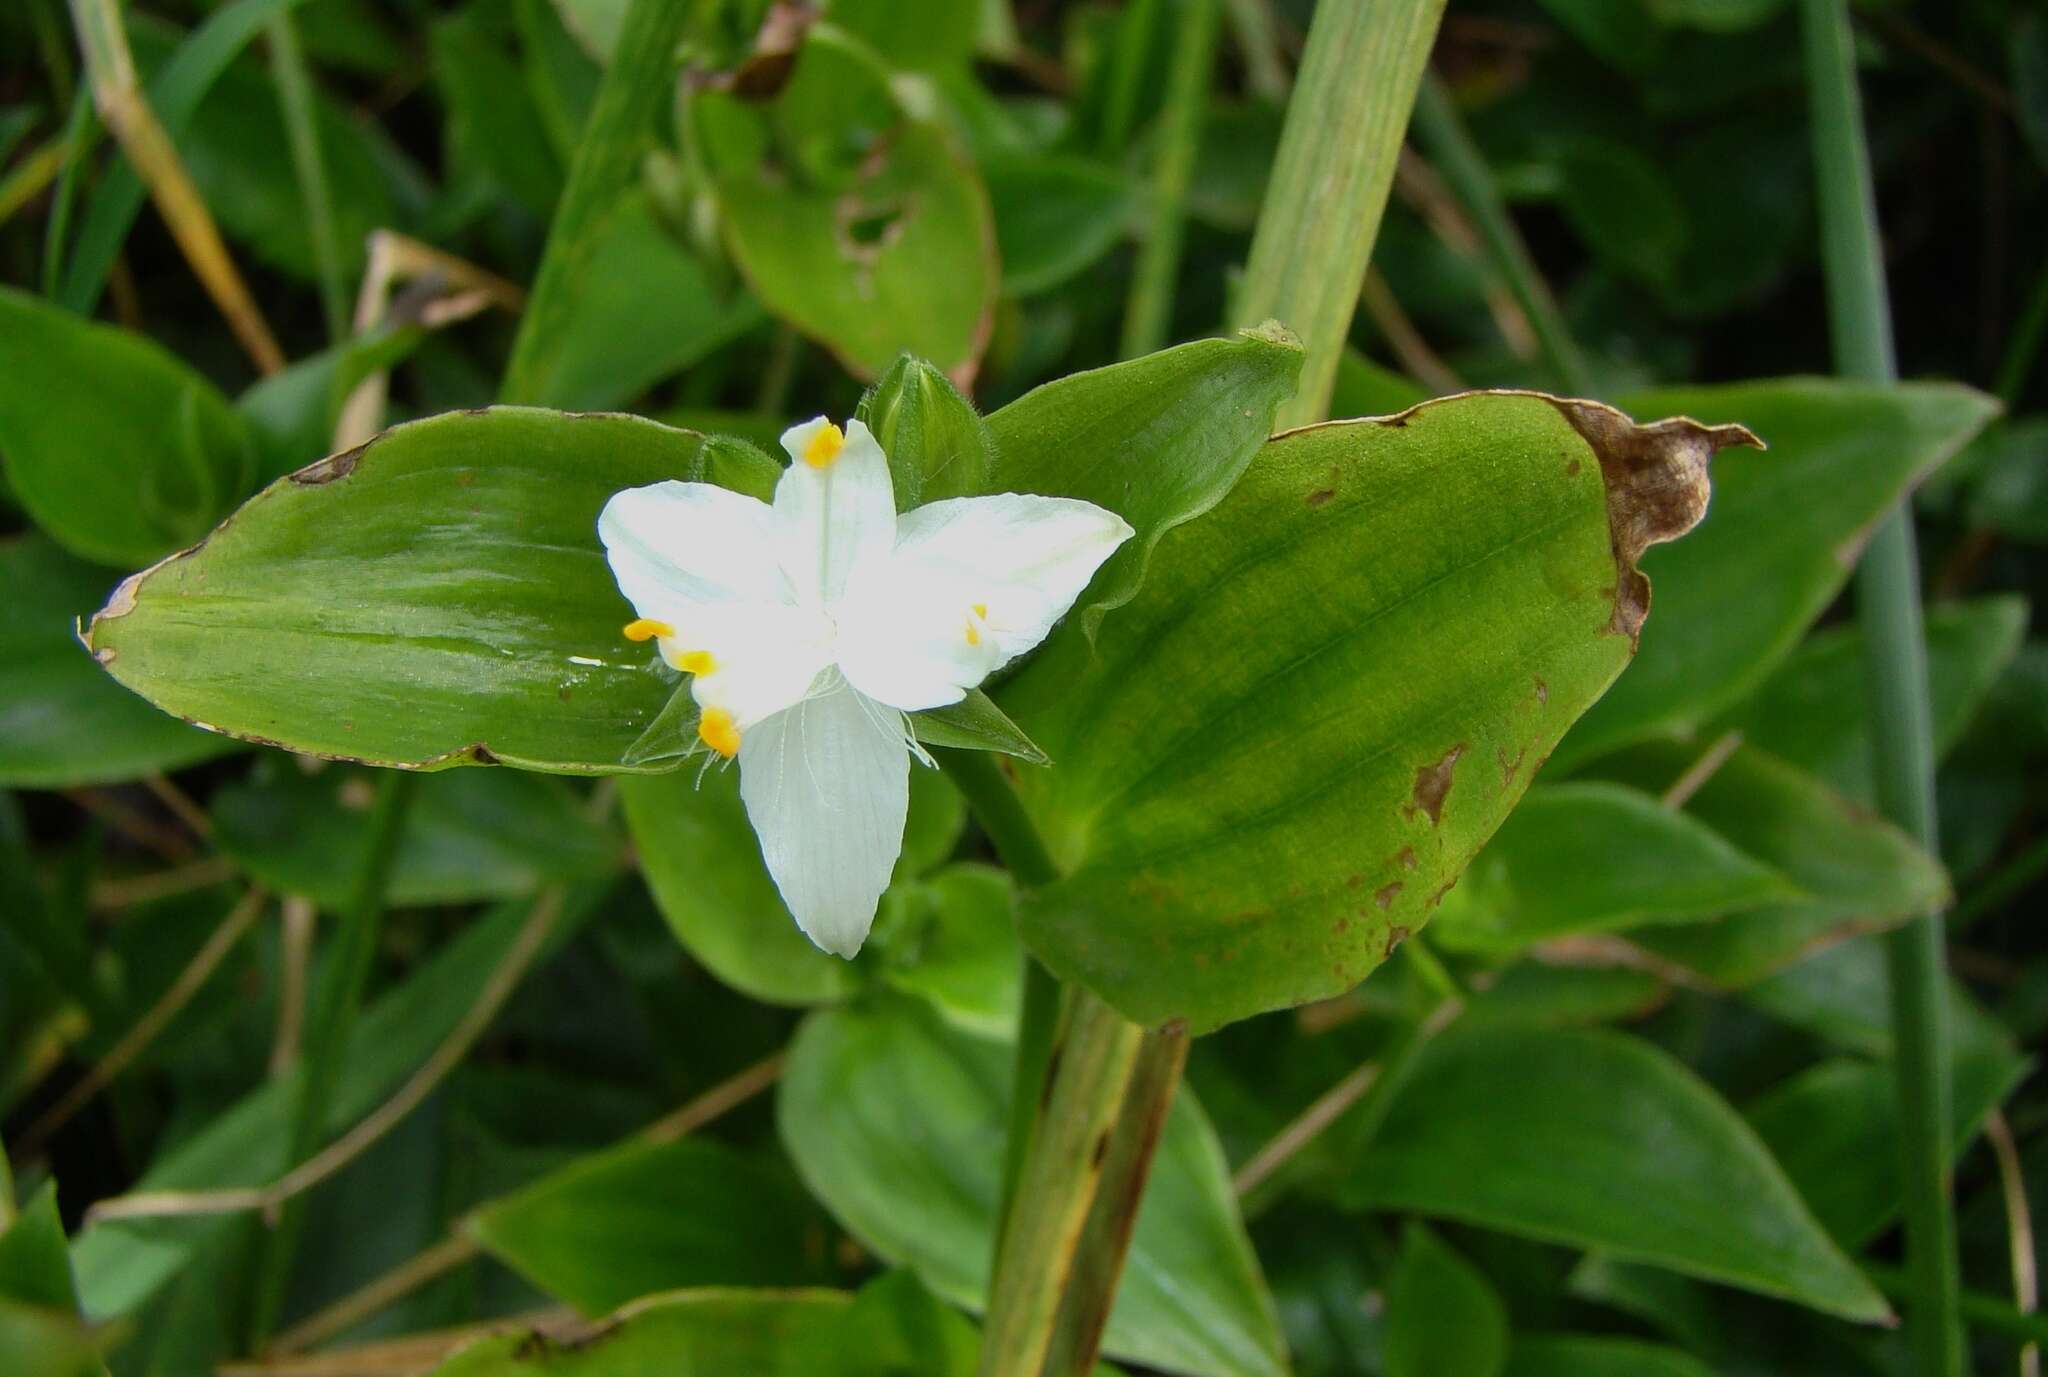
[964,621,981,647]
[676,649,717,675]
[972,602,988,618]
[803,422,846,468]
[623,618,674,642]
[697,707,741,758]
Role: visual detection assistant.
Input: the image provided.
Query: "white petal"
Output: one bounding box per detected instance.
[774,417,897,607]
[737,679,910,957]
[686,601,834,728]
[833,494,1134,712]
[599,481,789,623]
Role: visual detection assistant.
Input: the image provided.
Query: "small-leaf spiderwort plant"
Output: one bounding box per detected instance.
[600,415,1131,957]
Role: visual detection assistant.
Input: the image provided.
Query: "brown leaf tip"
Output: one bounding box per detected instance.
[1552,399,1762,642]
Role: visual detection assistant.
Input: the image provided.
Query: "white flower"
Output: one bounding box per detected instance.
[600,416,1133,958]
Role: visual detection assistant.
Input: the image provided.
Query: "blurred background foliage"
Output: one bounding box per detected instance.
[0,0,2044,1374]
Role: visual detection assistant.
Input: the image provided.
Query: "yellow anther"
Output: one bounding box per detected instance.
[623,618,674,642]
[964,621,982,647]
[803,422,846,468]
[676,649,717,675]
[972,602,988,618]
[697,707,741,758]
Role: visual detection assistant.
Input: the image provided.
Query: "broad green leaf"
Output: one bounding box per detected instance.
[426,1273,979,1377]
[525,195,766,412]
[1557,379,1999,767]
[1338,1021,1889,1320]
[466,1137,827,1314]
[0,536,240,788]
[701,29,999,380]
[85,409,724,773]
[1746,1036,2027,1249]
[984,326,1303,635]
[0,287,257,568]
[432,8,563,217]
[1553,135,1688,290]
[1504,1336,1717,1377]
[214,762,618,908]
[1744,937,2020,1060]
[1711,595,2028,799]
[984,155,1134,296]
[828,0,981,70]
[858,354,995,507]
[1001,393,1752,1030]
[0,1185,80,1314]
[1383,1225,1507,1377]
[1605,743,1949,986]
[1431,781,1798,954]
[780,994,1287,1377]
[71,885,606,1320]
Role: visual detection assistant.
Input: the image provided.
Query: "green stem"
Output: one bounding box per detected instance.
[1233,0,1446,428]
[937,748,1058,887]
[977,989,1146,1377]
[1120,0,1221,360]
[1409,74,1594,396]
[1864,1265,2048,1347]
[246,770,418,1346]
[1800,2,1962,1371]
[265,12,346,341]
[40,86,96,298]
[1098,0,1165,157]
[1222,0,1289,103]
[1039,1022,1190,1377]
[500,0,694,404]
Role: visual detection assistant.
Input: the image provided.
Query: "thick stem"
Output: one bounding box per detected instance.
[1800,0,1962,1370]
[977,990,1146,1377]
[1232,0,1447,428]
[500,0,695,404]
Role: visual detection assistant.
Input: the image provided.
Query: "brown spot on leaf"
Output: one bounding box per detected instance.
[291,443,368,485]
[1383,926,1410,957]
[1091,1131,1112,1168]
[1375,881,1403,910]
[1566,458,1582,476]
[1550,398,1761,644]
[1333,916,1350,934]
[1347,873,1362,890]
[1533,676,1549,705]
[1398,845,1418,871]
[1497,743,1527,787]
[1306,487,1335,508]
[1406,743,1466,825]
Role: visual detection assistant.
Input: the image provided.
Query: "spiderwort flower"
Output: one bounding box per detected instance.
[600,416,1133,958]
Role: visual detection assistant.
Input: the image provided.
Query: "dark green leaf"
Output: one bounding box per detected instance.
[1504,1336,1717,1377]
[0,1184,80,1314]
[1383,1225,1508,1377]
[432,8,564,217]
[1558,379,1999,767]
[0,287,257,567]
[0,1300,101,1377]
[874,863,1020,1038]
[1432,781,1798,954]
[1340,1021,1889,1320]
[984,155,1134,296]
[0,535,241,788]
[780,994,1287,1377]
[466,1137,827,1314]
[86,409,722,773]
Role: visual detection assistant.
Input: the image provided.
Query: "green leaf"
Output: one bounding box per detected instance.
[214,761,618,908]
[984,154,1134,296]
[779,994,1287,1377]
[1604,743,1950,986]
[0,286,257,568]
[0,535,241,788]
[431,7,564,217]
[1553,135,1688,290]
[0,1300,100,1377]
[1745,1036,2027,1249]
[0,1184,80,1314]
[1001,392,1752,1030]
[858,354,995,507]
[1711,595,2028,799]
[427,1273,980,1377]
[235,326,426,482]
[524,195,766,412]
[828,0,982,71]
[911,690,1049,765]
[983,326,1303,636]
[874,863,1021,1039]
[1504,1336,1717,1377]
[702,30,998,380]
[1431,781,1799,954]
[71,885,605,1320]
[466,1137,827,1315]
[1557,379,2000,767]
[1383,1225,1508,1377]
[1338,1021,1890,1321]
[84,408,727,773]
